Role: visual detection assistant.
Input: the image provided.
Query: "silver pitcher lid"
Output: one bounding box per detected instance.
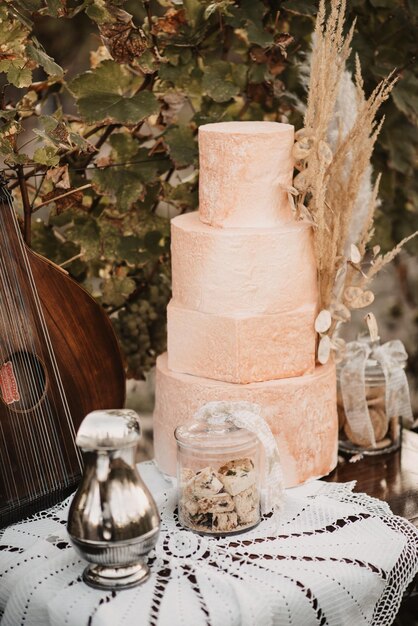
[76,409,142,450]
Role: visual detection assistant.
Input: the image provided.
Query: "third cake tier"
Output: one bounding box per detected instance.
[168,300,316,383]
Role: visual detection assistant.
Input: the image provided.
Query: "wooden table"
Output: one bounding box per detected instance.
[324,429,418,527]
[325,429,418,625]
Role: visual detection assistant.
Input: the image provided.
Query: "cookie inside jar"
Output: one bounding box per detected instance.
[175,421,261,535]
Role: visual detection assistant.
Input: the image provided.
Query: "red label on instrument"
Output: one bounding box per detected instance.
[0,361,20,404]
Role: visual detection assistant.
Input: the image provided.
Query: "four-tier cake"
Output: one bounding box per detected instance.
[153,121,338,487]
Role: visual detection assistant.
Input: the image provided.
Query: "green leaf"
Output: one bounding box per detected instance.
[164,180,197,211]
[92,150,169,211]
[202,61,240,102]
[0,109,19,121]
[92,167,145,211]
[248,63,267,84]
[92,132,170,210]
[26,44,63,77]
[31,220,83,274]
[85,0,112,23]
[69,61,160,124]
[68,131,94,152]
[33,146,60,166]
[32,115,70,147]
[246,23,274,46]
[45,0,65,17]
[144,230,165,255]
[0,61,32,88]
[183,0,204,27]
[116,235,146,265]
[102,276,136,307]
[66,214,101,261]
[109,133,139,160]
[15,0,43,11]
[164,126,197,167]
[0,9,30,49]
[79,90,159,125]
[136,49,160,75]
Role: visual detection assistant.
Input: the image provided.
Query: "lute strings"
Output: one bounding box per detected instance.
[0,212,53,498]
[0,183,82,511]
[0,241,64,496]
[0,195,64,499]
[0,186,78,501]
[3,181,83,470]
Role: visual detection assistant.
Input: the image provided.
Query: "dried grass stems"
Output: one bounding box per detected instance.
[293,0,418,363]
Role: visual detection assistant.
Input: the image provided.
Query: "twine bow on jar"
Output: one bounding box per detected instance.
[340,339,413,448]
[194,401,284,514]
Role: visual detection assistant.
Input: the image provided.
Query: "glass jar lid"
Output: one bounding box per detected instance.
[175,419,257,453]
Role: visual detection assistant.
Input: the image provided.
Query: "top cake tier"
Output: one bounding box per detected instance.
[199,121,294,228]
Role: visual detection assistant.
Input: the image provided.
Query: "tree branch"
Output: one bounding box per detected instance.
[17,165,32,246]
[34,183,92,211]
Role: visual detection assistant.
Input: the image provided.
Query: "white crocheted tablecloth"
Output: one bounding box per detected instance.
[0,461,417,626]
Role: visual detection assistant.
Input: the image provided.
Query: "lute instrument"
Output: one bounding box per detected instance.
[0,179,125,527]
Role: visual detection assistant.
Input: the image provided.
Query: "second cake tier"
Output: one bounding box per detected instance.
[171,212,318,315]
[168,300,316,383]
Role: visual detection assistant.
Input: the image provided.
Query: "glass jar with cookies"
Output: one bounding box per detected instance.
[337,337,412,456]
[175,418,261,535]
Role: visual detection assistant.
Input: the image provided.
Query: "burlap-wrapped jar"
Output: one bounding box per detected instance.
[337,338,413,455]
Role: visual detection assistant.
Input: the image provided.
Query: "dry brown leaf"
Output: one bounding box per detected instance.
[152,8,186,35]
[100,8,148,64]
[41,188,84,214]
[46,165,70,189]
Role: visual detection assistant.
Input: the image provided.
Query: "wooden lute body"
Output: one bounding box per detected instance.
[0,183,125,527]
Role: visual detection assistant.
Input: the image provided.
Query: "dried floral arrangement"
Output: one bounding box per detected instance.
[291,0,418,364]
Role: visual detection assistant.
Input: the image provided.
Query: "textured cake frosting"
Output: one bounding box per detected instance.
[199,121,294,228]
[167,301,316,383]
[154,353,338,488]
[171,212,318,315]
[152,120,338,487]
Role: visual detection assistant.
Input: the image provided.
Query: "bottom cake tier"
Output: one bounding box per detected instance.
[153,353,338,488]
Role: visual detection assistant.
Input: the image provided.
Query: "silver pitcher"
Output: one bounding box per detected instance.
[67,409,160,590]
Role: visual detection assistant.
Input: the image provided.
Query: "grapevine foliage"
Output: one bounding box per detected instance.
[0,0,417,380]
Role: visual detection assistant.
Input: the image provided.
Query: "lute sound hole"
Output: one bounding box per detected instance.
[1,351,47,412]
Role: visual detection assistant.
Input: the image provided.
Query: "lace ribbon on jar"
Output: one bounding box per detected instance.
[194,401,284,514]
[340,339,413,447]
